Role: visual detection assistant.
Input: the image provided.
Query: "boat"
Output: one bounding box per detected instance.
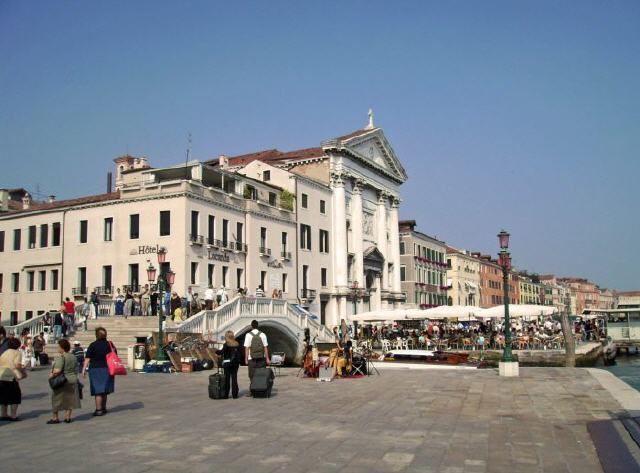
[383,349,472,365]
[603,337,618,366]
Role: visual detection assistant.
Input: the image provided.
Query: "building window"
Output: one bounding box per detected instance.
[260,227,267,249]
[301,193,308,209]
[38,270,46,291]
[191,211,199,238]
[10,312,18,325]
[236,268,243,289]
[129,214,140,239]
[208,215,215,243]
[236,222,243,245]
[321,268,327,287]
[268,192,277,206]
[77,267,87,292]
[399,241,405,255]
[104,217,113,241]
[300,224,311,250]
[129,264,139,289]
[0,231,4,252]
[0,273,3,293]
[260,271,267,289]
[222,219,229,245]
[190,262,198,285]
[27,271,34,291]
[207,264,215,287]
[281,232,288,254]
[28,225,36,248]
[26,310,33,321]
[222,266,229,287]
[319,229,329,253]
[79,220,88,243]
[282,273,287,293]
[159,211,171,236]
[263,170,271,182]
[103,265,112,289]
[11,272,19,292]
[40,224,48,247]
[13,229,21,250]
[51,270,59,290]
[400,265,406,282]
[52,222,61,246]
[320,200,326,214]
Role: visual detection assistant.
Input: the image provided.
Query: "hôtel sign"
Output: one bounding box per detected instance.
[130,244,165,256]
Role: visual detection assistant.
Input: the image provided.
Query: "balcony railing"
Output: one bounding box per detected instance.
[231,241,248,253]
[189,234,204,245]
[94,286,114,295]
[122,284,141,293]
[72,287,87,296]
[206,237,221,247]
[281,251,292,260]
[259,247,271,256]
[300,288,317,300]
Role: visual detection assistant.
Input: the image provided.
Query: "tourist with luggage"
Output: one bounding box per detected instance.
[244,320,270,381]
[0,337,25,421]
[47,339,81,424]
[83,327,116,416]
[216,331,241,399]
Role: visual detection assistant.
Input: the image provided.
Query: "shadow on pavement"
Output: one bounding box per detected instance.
[22,392,48,401]
[73,402,145,422]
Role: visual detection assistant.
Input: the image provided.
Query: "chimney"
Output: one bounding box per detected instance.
[22,193,31,210]
[47,195,56,203]
[107,172,113,193]
[218,155,229,169]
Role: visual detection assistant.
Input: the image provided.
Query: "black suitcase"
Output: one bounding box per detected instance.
[250,367,274,398]
[39,353,50,366]
[208,372,225,399]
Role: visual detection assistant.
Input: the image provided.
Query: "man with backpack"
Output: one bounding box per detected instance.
[244,320,270,381]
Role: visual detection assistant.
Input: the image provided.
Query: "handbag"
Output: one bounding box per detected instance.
[48,355,67,390]
[106,341,127,376]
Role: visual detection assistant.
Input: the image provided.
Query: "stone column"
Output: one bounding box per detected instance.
[376,190,388,294]
[350,179,365,313]
[389,197,402,297]
[331,173,348,325]
[373,274,382,311]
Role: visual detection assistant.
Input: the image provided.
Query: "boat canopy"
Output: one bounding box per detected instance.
[478,304,557,319]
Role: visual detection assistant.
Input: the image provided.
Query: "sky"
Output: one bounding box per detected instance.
[1,1,639,290]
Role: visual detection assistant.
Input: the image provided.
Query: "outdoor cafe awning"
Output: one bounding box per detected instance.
[350,309,410,323]
[406,305,481,321]
[478,304,557,319]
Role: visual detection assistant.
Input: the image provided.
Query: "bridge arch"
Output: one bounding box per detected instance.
[235,320,303,365]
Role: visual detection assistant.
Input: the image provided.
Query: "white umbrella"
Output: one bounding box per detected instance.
[350,309,409,323]
[406,305,480,320]
[478,304,556,320]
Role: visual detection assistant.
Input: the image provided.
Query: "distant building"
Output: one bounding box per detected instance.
[476,254,519,308]
[398,220,447,309]
[517,273,542,305]
[617,291,640,309]
[446,247,480,306]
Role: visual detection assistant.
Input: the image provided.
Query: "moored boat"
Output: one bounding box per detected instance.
[383,349,471,365]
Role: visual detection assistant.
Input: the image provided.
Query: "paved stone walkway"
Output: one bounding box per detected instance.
[0,366,628,473]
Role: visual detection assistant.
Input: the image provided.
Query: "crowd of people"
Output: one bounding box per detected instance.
[0,324,120,423]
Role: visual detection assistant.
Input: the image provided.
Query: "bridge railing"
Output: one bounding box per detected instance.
[4,313,48,336]
[177,296,333,341]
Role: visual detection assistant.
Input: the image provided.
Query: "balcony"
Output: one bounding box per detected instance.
[300,288,317,300]
[206,237,222,248]
[72,287,87,296]
[259,246,271,257]
[231,241,248,253]
[94,286,114,295]
[189,234,204,245]
[281,251,292,261]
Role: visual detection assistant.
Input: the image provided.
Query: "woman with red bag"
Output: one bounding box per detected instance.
[82,327,116,417]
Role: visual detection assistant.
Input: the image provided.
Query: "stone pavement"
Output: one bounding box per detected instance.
[0,366,630,473]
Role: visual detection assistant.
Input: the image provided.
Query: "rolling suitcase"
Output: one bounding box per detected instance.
[250,367,274,398]
[208,371,226,400]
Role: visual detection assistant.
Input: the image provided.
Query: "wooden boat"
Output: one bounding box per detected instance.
[383,349,471,365]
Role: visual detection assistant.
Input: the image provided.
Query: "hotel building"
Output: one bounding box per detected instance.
[0,116,407,327]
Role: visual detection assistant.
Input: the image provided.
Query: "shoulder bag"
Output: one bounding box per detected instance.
[106,341,127,376]
[48,355,67,390]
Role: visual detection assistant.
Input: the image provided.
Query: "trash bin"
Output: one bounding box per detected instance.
[131,343,147,371]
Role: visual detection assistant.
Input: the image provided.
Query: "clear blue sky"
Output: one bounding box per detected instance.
[1,1,639,290]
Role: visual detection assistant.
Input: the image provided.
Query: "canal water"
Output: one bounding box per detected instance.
[597,354,640,391]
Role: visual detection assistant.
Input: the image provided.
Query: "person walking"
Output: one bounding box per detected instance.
[52,310,64,342]
[204,285,214,310]
[150,288,159,316]
[244,320,270,382]
[124,290,133,319]
[0,337,25,421]
[170,292,182,321]
[141,285,151,316]
[33,332,46,366]
[90,291,99,319]
[47,339,80,424]
[216,331,242,399]
[63,297,76,335]
[72,341,85,373]
[255,285,265,298]
[0,326,9,356]
[80,297,91,331]
[114,289,125,316]
[82,327,115,416]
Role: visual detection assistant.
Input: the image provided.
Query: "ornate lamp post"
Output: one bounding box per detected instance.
[147,247,175,362]
[497,230,518,376]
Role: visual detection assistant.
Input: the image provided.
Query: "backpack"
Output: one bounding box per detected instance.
[250,332,265,360]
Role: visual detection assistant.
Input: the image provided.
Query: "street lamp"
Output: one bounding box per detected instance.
[148,248,175,362]
[497,230,518,376]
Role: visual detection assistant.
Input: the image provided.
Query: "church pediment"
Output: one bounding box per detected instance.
[321,118,408,184]
[363,246,385,264]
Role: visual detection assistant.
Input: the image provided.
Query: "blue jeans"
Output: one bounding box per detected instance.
[53,324,62,340]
